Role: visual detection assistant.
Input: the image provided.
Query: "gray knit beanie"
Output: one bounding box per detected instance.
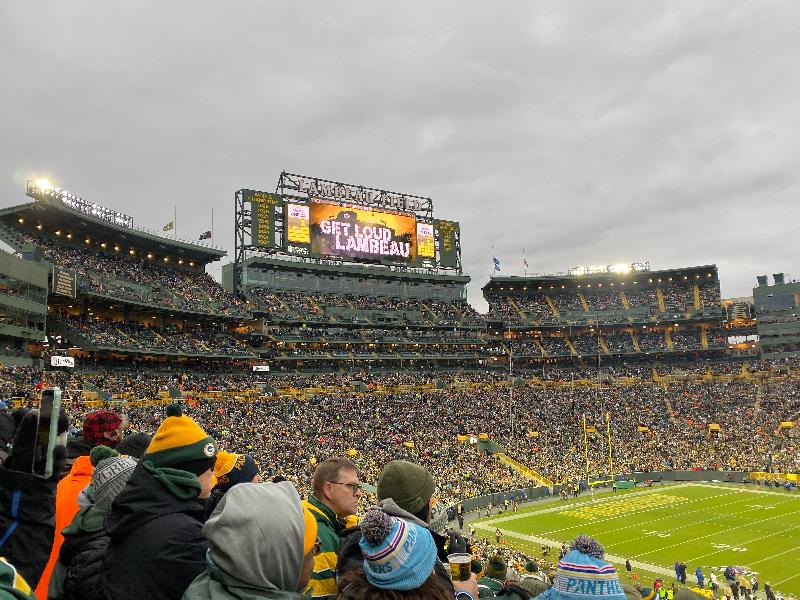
[93,454,137,511]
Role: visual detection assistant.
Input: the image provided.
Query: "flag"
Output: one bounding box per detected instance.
[162,221,174,231]
[199,230,211,240]
[523,258,529,268]
[493,256,501,272]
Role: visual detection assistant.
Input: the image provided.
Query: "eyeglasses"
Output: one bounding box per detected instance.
[327,481,362,494]
[313,537,321,556]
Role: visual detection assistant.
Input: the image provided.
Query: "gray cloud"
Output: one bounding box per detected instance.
[2,1,798,312]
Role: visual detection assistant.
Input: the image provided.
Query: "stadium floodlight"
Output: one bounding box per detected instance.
[36,178,54,192]
[18,218,23,224]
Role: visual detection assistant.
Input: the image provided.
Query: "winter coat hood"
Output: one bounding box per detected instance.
[203,482,306,593]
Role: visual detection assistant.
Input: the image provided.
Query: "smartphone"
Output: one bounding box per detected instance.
[34,387,61,478]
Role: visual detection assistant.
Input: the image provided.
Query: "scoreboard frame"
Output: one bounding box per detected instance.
[233,172,462,295]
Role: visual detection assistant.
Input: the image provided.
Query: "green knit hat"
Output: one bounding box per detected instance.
[377,460,436,515]
[142,404,216,470]
[487,554,507,580]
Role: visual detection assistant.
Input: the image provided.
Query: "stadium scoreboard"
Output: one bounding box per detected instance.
[244,190,283,249]
[237,173,462,272]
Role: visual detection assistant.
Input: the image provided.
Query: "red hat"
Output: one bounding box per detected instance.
[83,410,123,446]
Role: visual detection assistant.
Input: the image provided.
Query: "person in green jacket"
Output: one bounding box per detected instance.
[302,457,361,599]
[182,480,319,600]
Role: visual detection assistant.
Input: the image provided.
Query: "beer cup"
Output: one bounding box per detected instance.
[447,553,472,582]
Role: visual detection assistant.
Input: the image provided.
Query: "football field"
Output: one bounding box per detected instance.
[474,483,800,597]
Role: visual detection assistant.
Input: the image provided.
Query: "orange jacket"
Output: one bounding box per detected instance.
[34,456,94,600]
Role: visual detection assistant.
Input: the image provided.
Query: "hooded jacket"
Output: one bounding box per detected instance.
[101,462,208,600]
[337,498,454,595]
[182,482,309,600]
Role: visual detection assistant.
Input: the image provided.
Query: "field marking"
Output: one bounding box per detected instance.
[480,483,700,526]
[602,494,789,550]
[477,526,677,580]
[747,543,800,567]
[685,518,800,563]
[560,493,689,519]
[639,507,800,558]
[690,483,800,498]
[535,489,738,538]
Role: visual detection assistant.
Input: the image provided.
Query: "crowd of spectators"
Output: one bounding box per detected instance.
[20,233,248,317]
[58,316,254,357]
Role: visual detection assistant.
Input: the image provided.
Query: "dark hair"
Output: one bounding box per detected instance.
[337,567,452,600]
[312,457,357,497]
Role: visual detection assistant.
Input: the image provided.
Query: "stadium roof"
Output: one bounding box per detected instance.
[0,196,225,265]
[482,264,718,292]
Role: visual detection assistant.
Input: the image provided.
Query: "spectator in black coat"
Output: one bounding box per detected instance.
[100,404,217,600]
[0,409,67,589]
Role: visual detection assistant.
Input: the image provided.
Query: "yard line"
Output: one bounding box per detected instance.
[649,511,800,560]
[746,543,800,567]
[601,495,780,549]
[479,483,700,526]
[486,483,736,533]
[773,571,800,587]
[690,483,800,498]
[535,489,738,538]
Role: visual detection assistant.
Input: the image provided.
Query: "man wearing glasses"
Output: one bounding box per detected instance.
[302,457,362,599]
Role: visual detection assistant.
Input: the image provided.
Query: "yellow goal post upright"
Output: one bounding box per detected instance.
[582,412,616,489]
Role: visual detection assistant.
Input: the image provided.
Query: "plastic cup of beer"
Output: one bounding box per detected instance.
[448,553,472,582]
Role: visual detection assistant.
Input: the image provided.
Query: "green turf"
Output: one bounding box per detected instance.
[474,483,800,597]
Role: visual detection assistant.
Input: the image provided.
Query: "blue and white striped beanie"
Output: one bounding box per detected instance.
[534,536,626,600]
[358,509,437,591]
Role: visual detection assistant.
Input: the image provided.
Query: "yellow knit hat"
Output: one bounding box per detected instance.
[143,404,216,469]
[303,506,318,556]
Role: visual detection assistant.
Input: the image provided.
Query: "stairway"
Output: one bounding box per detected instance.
[578,292,589,311]
[306,295,323,316]
[754,381,763,419]
[631,332,641,353]
[664,395,679,424]
[664,329,674,350]
[545,296,561,319]
[508,298,526,320]
[534,339,547,357]
[564,337,578,356]
[656,288,667,312]
[598,336,610,354]
[700,329,709,349]
[620,291,630,309]
[496,453,553,488]
[693,285,701,309]
[420,302,439,323]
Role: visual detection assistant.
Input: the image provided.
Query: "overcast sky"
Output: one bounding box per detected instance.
[2,1,798,311]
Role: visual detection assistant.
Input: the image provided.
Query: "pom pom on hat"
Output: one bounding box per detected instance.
[571,534,605,559]
[360,509,394,545]
[89,445,119,466]
[143,405,216,470]
[358,509,437,591]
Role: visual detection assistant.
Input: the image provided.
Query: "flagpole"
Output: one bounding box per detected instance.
[174,205,177,240]
[211,207,214,243]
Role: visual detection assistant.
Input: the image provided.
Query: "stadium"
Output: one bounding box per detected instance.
[0,174,797,600]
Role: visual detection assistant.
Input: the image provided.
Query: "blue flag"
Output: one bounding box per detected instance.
[493,256,501,272]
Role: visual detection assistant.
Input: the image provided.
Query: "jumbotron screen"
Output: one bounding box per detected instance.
[308,200,417,264]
